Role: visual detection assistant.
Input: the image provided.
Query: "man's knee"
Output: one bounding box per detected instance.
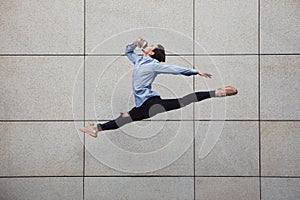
[115,113,133,126]
[179,94,197,107]
[148,104,166,117]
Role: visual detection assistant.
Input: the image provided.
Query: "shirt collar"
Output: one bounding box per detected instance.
[141,55,159,64]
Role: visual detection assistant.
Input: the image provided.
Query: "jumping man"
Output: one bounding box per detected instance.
[79,38,238,137]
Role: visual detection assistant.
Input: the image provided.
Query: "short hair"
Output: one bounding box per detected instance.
[150,44,165,62]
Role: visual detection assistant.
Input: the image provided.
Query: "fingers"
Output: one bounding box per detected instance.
[134,37,143,46]
[197,70,212,78]
[135,37,146,48]
[206,73,212,78]
[200,73,212,78]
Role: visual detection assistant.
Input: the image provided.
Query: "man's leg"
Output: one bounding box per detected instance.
[97,105,150,132]
[81,98,156,136]
[81,86,237,136]
[96,113,133,132]
[80,110,140,137]
[157,90,216,113]
[157,85,238,113]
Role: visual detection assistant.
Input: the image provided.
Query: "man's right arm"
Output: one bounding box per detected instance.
[153,63,198,76]
[153,63,212,78]
[125,42,139,64]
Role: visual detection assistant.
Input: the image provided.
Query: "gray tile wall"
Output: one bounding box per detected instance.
[0,0,299,200]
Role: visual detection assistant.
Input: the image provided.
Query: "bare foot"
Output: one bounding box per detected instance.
[79,123,99,138]
[215,85,238,97]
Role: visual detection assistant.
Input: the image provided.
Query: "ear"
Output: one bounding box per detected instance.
[149,51,155,56]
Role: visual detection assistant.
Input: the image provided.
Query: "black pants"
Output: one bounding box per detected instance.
[97,90,216,131]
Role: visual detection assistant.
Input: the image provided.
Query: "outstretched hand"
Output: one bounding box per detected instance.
[197,70,212,78]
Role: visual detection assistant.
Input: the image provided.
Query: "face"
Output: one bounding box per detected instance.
[142,45,158,56]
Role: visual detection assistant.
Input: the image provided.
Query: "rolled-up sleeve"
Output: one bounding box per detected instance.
[153,64,198,76]
[125,43,139,64]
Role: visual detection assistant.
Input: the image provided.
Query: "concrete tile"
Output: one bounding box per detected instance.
[195,0,258,54]
[260,55,300,120]
[85,121,193,175]
[0,56,84,120]
[194,56,258,120]
[195,121,259,176]
[261,0,300,53]
[86,0,193,54]
[85,56,194,121]
[0,122,84,176]
[261,178,300,200]
[261,122,300,176]
[195,177,260,200]
[0,177,82,200]
[85,177,194,200]
[0,0,83,54]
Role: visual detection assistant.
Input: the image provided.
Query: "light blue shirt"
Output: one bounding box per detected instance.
[125,42,198,107]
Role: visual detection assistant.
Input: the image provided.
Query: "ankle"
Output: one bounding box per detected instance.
[96,123,102,132]
[210,90,216,97]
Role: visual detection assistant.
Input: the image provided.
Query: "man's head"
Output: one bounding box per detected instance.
[142,44,165,62]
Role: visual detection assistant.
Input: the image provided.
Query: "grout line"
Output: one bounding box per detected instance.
[95,119,300,122]
[0,176,86,178]
[1,119,300,122]
[259,176,300,178]
[0,120,85,122]
[193,0,196,199]
[1,53,299,57]
[0,54,84,56]
[83,0,86,199]
[195,176,300,178]
[258,0,262,199]
[194,53,300,56]
[0,175,299,178]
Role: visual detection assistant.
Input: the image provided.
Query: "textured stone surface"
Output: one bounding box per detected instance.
[85,121,193,175]
[86,0,193,54]
[195,177,260,200]
[195,121,259,176]
[0,56,84,120]
[0,177,82,200]
[0,0,83,54]
[260,55,300,120]
[194,56,258,120]
[261,178,300,200]
[85,177,194,200]
[195,0,258,54]
[85,56,194,121]
[261,0,300,53]
[0,122,84,176]
[1,1,299,199]
[261,122,300,176]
